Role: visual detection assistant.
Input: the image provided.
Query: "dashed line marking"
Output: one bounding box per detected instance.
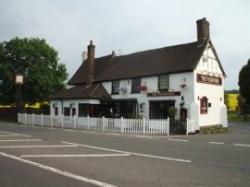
[209,142,225,145]
[0,130,30,137]
[0,152,117,187]
[0,139,42,142]
[0,144,77,149]
[62,141,192,163]
[168,138,190,142]
[234,143,250,148]
[21,153,130,158]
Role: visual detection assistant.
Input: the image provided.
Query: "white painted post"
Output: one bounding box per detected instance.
[121,117,124,134]
[87,115,90,130]
[73,115,76,129]
[50,114,53,128]
[102,116,105,132]
[167,118,170,136]
[24,113,26,126]
[41,113,43,127]
[143,117,146,135]
[32,113,35,127]
[61,114,64,128]
[186,118,189,136]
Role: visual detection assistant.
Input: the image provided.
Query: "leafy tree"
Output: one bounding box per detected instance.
[238,59,250,120]
[239,59,250,104]
[0,37,68,104]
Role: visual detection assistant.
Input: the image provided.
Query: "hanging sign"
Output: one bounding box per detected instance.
[197,74,222,86]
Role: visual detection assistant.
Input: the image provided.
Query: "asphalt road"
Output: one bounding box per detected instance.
[0,121,249,187]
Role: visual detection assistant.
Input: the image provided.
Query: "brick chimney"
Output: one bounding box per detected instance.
[86,40,95,84]
[196,18,210,46]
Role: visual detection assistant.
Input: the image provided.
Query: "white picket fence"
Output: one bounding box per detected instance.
[18,113,170,135]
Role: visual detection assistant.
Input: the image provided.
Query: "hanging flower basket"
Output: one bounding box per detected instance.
[180,84,186,88]
[138,85,147,91]
[119,87,127,93]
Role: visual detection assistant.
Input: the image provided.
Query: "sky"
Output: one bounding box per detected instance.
[0,0,249,90]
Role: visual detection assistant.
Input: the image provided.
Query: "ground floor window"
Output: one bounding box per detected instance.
[64,107,70,116]
[54,107,58,116]
[149,100,175,119]
[200,96,208,114]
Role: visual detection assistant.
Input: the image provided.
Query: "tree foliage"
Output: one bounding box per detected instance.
[239,59,250,105]
[0,37,68,104]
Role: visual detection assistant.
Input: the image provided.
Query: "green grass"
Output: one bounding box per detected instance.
[200,125,229,135]
[228,112,250,123]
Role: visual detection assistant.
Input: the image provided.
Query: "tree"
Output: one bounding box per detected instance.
[0,37,68,105]
[238,59,250,120]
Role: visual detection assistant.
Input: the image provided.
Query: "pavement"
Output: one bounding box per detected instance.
[0,121,250,187]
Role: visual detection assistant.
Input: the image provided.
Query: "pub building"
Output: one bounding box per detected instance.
[50,18,228,129]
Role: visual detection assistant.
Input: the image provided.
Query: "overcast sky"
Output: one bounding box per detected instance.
[0,0,249,90]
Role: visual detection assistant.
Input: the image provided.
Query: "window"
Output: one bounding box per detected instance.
[131,78,141,93]
[54,107,58,116]
[112,80,120,95]
[64,107,70,116]
[158,74,169,91]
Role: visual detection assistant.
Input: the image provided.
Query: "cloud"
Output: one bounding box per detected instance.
[0,0,249,89]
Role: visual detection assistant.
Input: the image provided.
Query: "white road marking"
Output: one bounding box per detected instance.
[168,138,190,142]
[62,141,192,163]
[0,144,77,149]
[134,135,153,139]
[234,143,250,148]
[209,141,225,145]
[0,152,117,187]
[0,139,42,142]
[0,130,30,137]
[21,153,130,158]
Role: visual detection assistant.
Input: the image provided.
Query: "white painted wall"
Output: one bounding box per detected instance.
[192,42,227,128]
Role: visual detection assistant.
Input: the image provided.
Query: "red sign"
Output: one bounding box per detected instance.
[197,74,222,86]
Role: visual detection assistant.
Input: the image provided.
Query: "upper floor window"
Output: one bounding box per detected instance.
[158,74,169,91]
[131,78,141,93]
[112,80,120,95]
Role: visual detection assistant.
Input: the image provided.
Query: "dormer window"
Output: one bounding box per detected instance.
[158,74,169,91]
[112,80,120,95]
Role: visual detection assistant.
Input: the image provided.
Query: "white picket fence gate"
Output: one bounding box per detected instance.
[18,113,170,135]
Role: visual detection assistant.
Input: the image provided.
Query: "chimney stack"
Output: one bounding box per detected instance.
[87,40,95,63]
[196,18,210,45]
[86,40,95,84]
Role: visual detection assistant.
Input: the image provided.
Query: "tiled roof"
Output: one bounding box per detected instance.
[68,41,208,85]
[49,83,111,100]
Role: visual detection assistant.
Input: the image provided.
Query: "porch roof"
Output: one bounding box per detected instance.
[50,83,111,101]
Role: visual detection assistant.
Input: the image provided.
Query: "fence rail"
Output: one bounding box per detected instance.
[18,113,170,135]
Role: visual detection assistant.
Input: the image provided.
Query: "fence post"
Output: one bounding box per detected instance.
[73,115,76,129]
[186,118,189,136]
[120,117,124,134]
[167,118,170,136]
[87,115,90,130]
[61,114,64,128]
[143,117,145,135]
[40,113,43,127]
[24,113,27,126]
[32,113,35,127]
[50,114,53,128]
[102,116,105,132]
